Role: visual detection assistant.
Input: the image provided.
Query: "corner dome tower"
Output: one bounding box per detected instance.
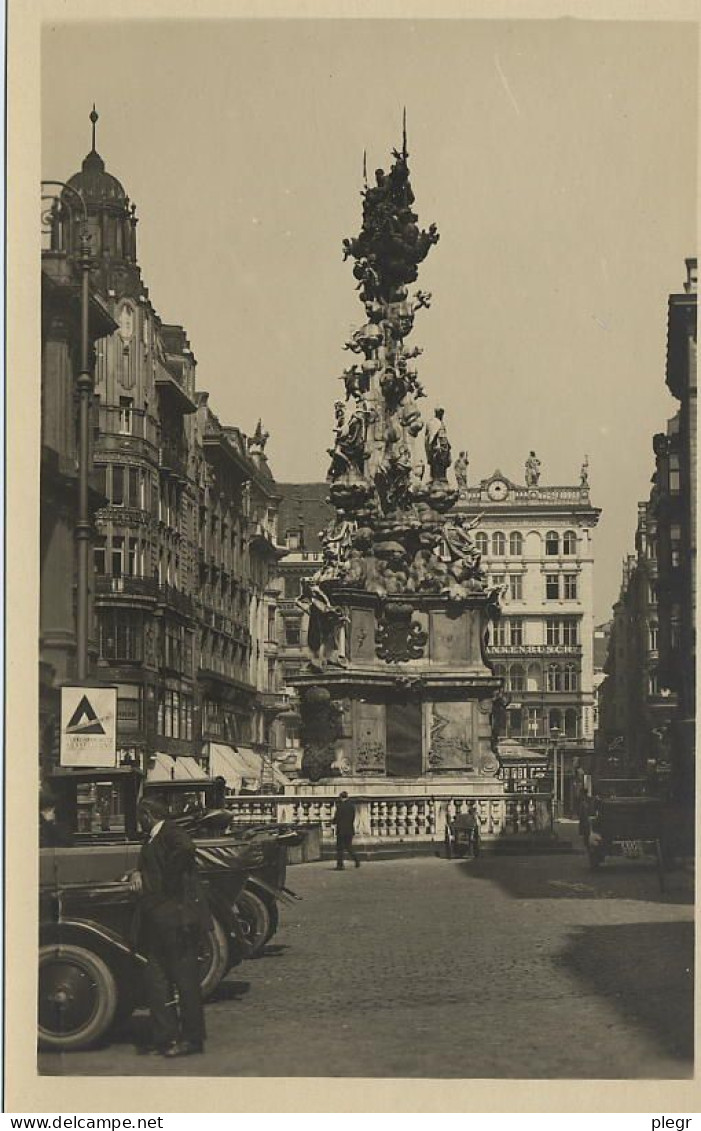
[62,107,139,281]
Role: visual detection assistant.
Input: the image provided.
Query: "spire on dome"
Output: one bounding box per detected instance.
[90,104,98,153]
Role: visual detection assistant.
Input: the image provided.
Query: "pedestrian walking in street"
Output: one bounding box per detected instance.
[332,790,361,870]
[129,797,211,1058]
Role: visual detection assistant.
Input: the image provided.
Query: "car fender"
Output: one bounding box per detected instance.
[40,917,147,968]
[245,875,298,908]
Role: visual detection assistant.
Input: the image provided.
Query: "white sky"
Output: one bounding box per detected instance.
[42,18,698,622]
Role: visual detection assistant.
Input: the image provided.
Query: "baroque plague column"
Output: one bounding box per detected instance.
[290,130,504,798]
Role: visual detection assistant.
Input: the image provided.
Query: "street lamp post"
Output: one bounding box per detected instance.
[550,725,561,819]
[42,180,93,681]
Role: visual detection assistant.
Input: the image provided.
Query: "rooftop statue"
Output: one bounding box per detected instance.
[525,450,541,487]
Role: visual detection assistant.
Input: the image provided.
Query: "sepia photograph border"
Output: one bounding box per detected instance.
[6,0,701,1114]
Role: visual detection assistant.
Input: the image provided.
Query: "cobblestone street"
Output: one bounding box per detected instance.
[40,844,694,1079]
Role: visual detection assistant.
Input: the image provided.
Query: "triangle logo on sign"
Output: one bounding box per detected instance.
[66,694,106,736]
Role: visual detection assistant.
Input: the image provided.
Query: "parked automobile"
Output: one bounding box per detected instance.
[41,767,300,959]
[142,778,303,957]
[584,795,666,890]
[39,871,242,1052]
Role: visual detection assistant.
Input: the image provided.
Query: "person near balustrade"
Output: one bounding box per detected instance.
[332,790,361,870]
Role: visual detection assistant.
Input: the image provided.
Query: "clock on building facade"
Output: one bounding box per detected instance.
[487,478,509,502]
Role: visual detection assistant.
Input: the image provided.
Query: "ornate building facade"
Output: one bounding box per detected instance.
[597,259,696,799]
[453,463,600,747]
[40,115,284,781]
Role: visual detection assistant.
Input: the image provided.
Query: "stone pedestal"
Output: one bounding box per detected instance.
[290,591,503,786]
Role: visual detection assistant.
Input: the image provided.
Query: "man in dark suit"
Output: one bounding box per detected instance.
[131,798,211,1057]
[332,790,361,870]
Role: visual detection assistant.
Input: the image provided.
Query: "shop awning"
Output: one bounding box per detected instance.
[207,743,287,792]
[147,753,208,782]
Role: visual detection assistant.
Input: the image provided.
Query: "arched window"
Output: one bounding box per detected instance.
[547,663,562,692]
[563,664,578,692]
[492,531,506,556]
[527,662,542,692]
[563,530,577,555]
[545,530,559,556]
[564,709,578,738]
[475,532,488,556]
[509,664,525,692]
[509,531,523,556]
[492,662,507,684]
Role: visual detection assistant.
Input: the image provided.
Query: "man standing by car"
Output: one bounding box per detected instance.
[332,790,361,870]
[130,797,211,1058]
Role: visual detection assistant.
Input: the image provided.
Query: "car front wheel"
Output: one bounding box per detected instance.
[38,944,118,1052]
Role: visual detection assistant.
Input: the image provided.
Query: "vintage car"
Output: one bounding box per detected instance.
[142,777,303,955]
[38,871,243,1052]
[584,795,666,890]
[41,767,299,958]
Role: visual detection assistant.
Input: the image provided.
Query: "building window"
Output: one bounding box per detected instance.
[509,531,523,556]
[527,662,542,692]
[509,619,523,646]
[510,664,525,692]
[112,465,124,506]
[649,670,660,696]
[546,618,561,646]
[475,532,488,556]
[648,536,657,560]
[563,574,578,600]
[267,606,277,642]
[116,686,142,733]
[562,618,578,646]
[492,620,507,647]
[648,581,657,606]
[492,532,506,557]
[547,664,562,692]
[649,623,659,651]
[118,397,134,434]
[99,610,143,661]
[94,537,106,576]
[158,689,193,740]
[111,536,124,578]
[563,663,578,692]
[127,538,139,577]
[509,574,523,601]
[671,524,682,568]
[564,708,578,738]
[549,708,563,734]
[669,454,681,495]
[491,573,505,591]
[285,619,302,646]
[164,621,184,670]
[492,663,507,683]
[546,574,560,601]
[563,530,577,555]
[545,531,559,556]
[526,707,541,739]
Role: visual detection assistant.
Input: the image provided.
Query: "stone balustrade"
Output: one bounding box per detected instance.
[225,792,552,843]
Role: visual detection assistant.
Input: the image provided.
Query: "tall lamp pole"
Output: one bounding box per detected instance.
[42,180,93,681]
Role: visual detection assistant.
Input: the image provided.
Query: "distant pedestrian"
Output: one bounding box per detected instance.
[130,798,211,1057]
[332,790,361,870]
